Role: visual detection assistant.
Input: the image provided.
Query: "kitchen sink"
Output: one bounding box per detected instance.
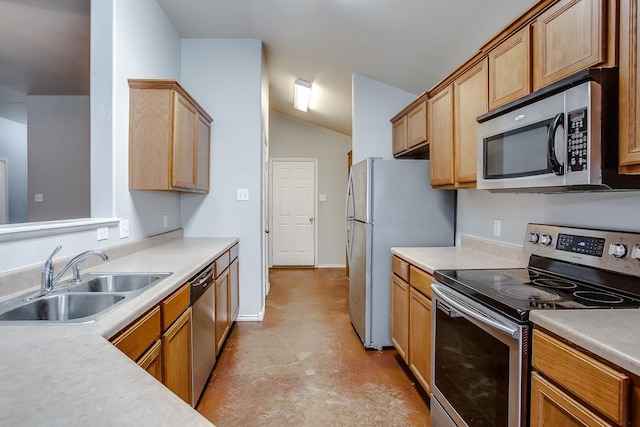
[70,273,171,293]
[0,294,125,322]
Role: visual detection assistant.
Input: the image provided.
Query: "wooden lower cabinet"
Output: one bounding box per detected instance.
[408,287,432,394]
[390,274,409,363]
[532,329,631,426]
[229,257,239,322]
[162,308,192,404]
[390,254,433,395]
[530,372,611,426]
[215,266,230,354]
[139,339,163,383]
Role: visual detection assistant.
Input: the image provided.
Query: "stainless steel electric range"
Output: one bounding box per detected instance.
[430,223,640,427]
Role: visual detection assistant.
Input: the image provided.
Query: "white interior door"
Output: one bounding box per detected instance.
[272,160,315,266]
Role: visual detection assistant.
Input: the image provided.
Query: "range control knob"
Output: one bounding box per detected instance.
[528,233,539,244]
[540,234,553,246]
[631,245,640,261]
[608,243,628,258]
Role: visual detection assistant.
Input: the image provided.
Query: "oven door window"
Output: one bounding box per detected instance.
[483,119,554,179]
[434,303,510,427]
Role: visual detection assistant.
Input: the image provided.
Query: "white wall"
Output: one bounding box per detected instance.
[352,74,416,163]
[180,39,266,319]
[27,96,90,222]
[269,111,351,267]
[0,117,27,223]
[111,0,183,238]
[457,190,640,245]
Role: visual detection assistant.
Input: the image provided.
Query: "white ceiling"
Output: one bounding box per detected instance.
[0,0,537,134]
[0,0,90,124]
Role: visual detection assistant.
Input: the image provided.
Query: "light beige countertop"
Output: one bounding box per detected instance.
[0,236,237,426]
[530,309,640,377]
[390,246,527,274]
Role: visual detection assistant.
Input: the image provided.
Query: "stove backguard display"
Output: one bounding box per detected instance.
[556,233,605,257]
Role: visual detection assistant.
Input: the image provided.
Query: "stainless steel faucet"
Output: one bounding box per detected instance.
[27,246,108,300]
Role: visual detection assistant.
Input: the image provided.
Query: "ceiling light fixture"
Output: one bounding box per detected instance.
[293,78,312,112]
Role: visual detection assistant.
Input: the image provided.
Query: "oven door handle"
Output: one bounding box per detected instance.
[432,282,520,339]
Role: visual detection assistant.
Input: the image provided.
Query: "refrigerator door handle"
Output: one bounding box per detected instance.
[345,169,355,266]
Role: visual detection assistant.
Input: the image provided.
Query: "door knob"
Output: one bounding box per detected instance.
[309,218,314,224]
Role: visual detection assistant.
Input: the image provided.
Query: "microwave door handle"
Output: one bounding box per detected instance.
[548,113,565,176]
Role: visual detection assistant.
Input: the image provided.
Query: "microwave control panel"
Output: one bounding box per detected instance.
[567,108,588,172]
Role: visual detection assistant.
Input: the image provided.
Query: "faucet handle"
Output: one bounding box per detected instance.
[43,246,62,271]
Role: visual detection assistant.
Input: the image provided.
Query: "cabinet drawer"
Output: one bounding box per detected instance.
[230,243,239,261]
[391,255,410,282]
[215,251,230,278]
[111,306,161,361]
[532,329,629,425]
[161,283,190,331]
[409,265,432,299]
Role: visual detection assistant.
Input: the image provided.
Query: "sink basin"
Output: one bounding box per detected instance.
[0,294,125,322]
[70,273,170,293]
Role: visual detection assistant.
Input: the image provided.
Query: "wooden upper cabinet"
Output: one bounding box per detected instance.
[533,0,607,91]
[172,94,197,190]
[454,59,488,187]
[619,0,640,174]
[488,26,531,110]
[392,116,408,155]
[196,115,211,191]
[407,100,428,149]
[429,85,455,187]
[129,79,213,193]
[391,96,429,158]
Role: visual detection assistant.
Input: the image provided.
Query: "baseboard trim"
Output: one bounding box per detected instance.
[236,307,265,322]
[317,264,346,268]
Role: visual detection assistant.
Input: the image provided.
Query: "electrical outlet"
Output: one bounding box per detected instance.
[237,189,249,201]
[97,227,109,241]
[34,194,43,202]
[119,219,130,239]
[493,219,501,237]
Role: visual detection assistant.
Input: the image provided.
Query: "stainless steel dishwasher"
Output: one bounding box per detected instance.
[190,261,216,406]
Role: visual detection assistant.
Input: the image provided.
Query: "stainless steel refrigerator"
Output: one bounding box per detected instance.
[345,158,455,349]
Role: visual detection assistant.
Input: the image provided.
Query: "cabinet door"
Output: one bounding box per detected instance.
[530,372,611,427]
[407,101,428,149]
[172,93,197,190]
[215,267,230,354]
[619,0,640,173]
[533,0,606,91]
[391,274,410,363]
[138,339,163,383]
[489,26,531,110]
[392,116,408,155]
[454,58,488,187]
[408,287,431,394]
[229,258,239,323]
[429,85,455,187]
[162,308,193,405]
[196,114,211,191]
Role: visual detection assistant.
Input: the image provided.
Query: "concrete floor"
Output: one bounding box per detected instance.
[196,268,431,426]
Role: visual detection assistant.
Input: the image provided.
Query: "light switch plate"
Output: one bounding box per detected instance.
[493,219,501,237]
[319,194,326,201]
[237,189,249,201]
[34,194,43,202]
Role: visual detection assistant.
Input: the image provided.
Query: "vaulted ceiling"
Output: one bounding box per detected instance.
[0,0,537,134]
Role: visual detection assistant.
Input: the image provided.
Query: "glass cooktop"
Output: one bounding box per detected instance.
[434,268,640,322]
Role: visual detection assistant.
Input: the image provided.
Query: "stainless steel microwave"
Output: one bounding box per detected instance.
[476,68,640,192]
